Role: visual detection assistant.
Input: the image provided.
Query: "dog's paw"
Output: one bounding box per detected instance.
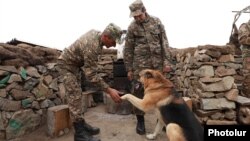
[120,95,127,100]
[146,133,157,140]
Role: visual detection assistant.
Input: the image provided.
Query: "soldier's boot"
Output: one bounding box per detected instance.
[80,119,100,135]
[74,121,100,141]
[136,115,146,135]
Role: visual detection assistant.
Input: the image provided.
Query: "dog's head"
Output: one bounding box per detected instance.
[139,69,174,88]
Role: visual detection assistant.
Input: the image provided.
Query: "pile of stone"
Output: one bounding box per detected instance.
[0,42,64,140]
[0,43,61,67]
[173,44,250,125]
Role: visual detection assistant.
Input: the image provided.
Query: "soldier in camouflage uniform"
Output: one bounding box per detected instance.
[123,0,172,135]
[57,23,123,141]
[238,19,250,97]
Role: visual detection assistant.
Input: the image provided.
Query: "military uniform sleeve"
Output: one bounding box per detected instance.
[82,55,109,91]
[124,26,135,72]
[157,19,172,66]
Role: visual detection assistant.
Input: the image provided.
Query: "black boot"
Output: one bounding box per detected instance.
[136,115,146,135]
[79,119,100,135]
[74,121,100,141]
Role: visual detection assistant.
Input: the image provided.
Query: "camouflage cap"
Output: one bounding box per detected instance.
[129,0,145,18]
[103,23,122,42]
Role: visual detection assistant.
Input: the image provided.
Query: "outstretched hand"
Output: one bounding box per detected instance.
[106,87,122,103]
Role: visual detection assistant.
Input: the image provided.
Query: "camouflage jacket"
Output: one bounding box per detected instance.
[238,21,250,46]
[124,14,171,79]
[59,30,109,90]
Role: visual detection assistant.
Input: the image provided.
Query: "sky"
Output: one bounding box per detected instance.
[0,0,249,50]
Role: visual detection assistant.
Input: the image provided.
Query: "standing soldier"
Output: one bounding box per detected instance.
[57,23,123,141]
[123,0,172,135]
[238,19,250,98]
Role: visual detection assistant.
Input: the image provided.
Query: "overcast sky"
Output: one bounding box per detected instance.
[0,0,249,50]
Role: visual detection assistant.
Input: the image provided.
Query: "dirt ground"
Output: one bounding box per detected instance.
[12,103,166,141]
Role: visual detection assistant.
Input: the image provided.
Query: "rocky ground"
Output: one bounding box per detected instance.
[11,103,166,141]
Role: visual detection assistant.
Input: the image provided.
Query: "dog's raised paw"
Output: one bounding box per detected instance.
[120,95,127,100]
[146,133,156,140]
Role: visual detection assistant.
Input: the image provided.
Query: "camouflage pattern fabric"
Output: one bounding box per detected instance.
[59,30,110,90]
[124,14,171,115]
[129,0,145,17]
[103,23,122,42]
[124,14,171,80]
[57,62,84,121]
[58,30,109,122]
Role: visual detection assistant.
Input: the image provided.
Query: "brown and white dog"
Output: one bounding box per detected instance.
[121,69,203,141]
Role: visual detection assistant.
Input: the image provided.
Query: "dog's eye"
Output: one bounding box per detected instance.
[144,72,153,78]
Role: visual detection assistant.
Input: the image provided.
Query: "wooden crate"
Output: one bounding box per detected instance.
[47,105,72,137]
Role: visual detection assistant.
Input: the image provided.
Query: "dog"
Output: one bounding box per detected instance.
[121,69,204,141]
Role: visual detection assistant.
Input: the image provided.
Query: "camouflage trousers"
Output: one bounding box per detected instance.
[57,60,85,122]
[130,80,145,115]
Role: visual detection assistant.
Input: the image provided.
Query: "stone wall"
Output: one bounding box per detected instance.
[171,44,250,125]
[1,42,250,140]
[0,43,62,140]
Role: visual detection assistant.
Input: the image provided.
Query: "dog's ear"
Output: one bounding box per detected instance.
[154,70,164,80]
[144,71,153,79]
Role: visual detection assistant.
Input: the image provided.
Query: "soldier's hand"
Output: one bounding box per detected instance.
[106,87,122,103]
